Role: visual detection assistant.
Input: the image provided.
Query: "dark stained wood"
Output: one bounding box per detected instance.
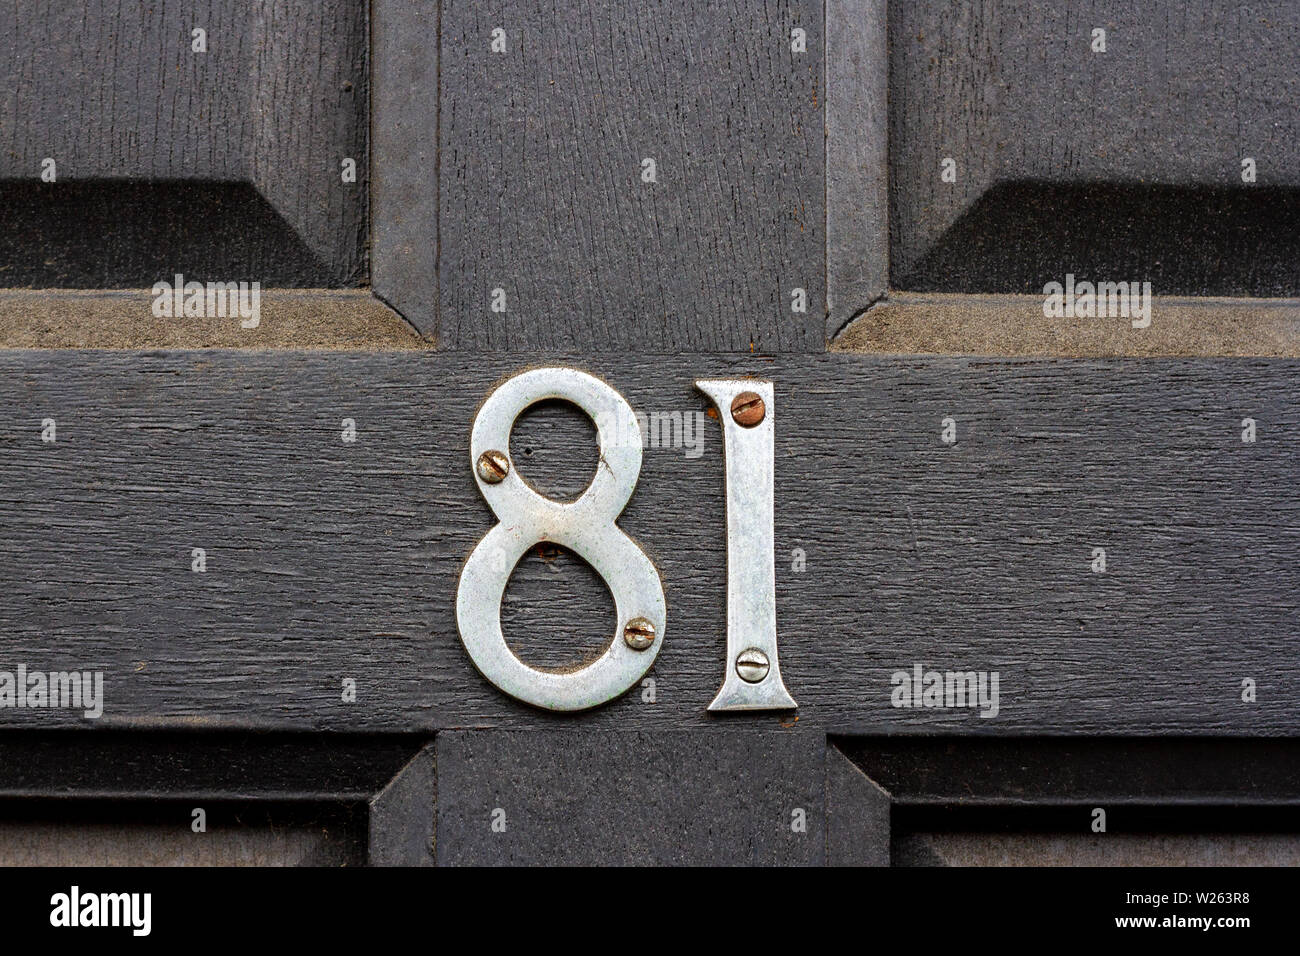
[0,351,1296,735]
[0,803,364,867]
[886,0,1300,295]
[826,0,888,336]
[371,0,439,338]
[435,730,825,865]
[835,737,1300,806]
[248,0,370,286]
[0,731,422,800]
[825,740,890,865]
[368,743,436,866]
[0,0,1298,871]
[0,2,250,183]
[437,0,825,352]
[0,0,368,287]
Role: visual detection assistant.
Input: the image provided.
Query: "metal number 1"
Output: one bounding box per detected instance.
[696,380,796,712]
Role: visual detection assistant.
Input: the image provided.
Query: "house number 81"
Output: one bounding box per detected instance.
[455,367,796,713]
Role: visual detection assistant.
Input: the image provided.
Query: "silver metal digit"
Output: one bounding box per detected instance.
[456,367,666,711]
[696,379,796,712]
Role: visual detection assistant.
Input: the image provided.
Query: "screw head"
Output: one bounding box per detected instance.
[735,648,770,683]
[476,449,510,484]
[731,391,766,427]
[623,617,656,650]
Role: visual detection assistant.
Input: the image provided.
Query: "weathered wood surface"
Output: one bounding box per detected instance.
[368,743,436,866]
[0,808,363,867]
[1,351,1296,734]
[887,0,1300,294]
[0,730,419,800]
[0,2,248,182]
[0,0,367,286]
[438,0,824,351]
[825,741,890,866]
[834,737,1300,805]
[0,728,418,864]
[248,0,369,286]
[371,0,439,338]
[826,0,887,335]
[436,730,825,865]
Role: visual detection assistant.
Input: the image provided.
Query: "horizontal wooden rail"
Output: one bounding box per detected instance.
[0,351,1295,733]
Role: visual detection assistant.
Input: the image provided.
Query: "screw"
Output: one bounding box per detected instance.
[476,449,510,483]
[735,648,770,683]
[731,391,766,427]
[623,617,656,650]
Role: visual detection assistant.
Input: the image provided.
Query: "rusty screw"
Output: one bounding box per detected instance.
[731,391,766,427]
[476,449,510,484]
[623,617,656,651]
[735,648,770,683]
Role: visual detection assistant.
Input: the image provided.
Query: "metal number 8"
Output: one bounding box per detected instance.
[456,367,667,711]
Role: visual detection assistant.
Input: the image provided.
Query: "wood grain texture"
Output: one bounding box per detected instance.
[435,730,825,865]
[888,0,1300,292]
[834,737,1300,805]
[368,743,435,866]
[0,0,367,287]
[371,0,439,338]
[887,0,1002,285]
[438,0,824,352]
[0,1,250,182]
[0,351,1296,734]
[914,833,1300,867]
[249,0,370,286]
[0,731,421,800]
[826,0,888,334]
[825,740,890,865]
[0,808,363,867]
